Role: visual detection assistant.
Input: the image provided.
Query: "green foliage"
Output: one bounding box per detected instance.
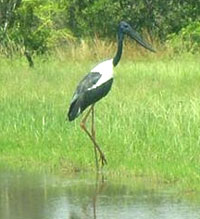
[65,0,200,40]
[167,21,200,53]
[0,0,73,56]
[0,0,200,56]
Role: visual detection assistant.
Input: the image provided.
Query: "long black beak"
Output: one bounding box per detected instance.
[129,28,156,52]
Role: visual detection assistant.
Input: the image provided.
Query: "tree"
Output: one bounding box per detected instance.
[0,0,200,61]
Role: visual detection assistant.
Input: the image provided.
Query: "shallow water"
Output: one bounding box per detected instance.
[0,169,200,219]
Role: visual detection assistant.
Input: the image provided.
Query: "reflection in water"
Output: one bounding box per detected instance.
[69,173,105,219]
[1,168,200,219]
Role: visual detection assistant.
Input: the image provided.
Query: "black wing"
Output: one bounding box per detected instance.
[68,72,101,121]
[70,72,101,104]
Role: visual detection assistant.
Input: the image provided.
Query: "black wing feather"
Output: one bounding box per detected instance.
[68,72,101,121]
[71,72,101,103]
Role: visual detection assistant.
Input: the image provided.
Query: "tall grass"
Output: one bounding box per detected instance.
[0,44,200,189]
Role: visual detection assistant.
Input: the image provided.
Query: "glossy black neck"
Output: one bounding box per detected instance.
[113,32,124,67]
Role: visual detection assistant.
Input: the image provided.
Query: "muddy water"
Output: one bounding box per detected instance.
[0,169,200,219]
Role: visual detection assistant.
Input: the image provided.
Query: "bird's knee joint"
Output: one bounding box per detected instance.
[80,122,85,129]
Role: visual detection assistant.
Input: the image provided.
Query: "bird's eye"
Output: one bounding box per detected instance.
[124,24,128,29]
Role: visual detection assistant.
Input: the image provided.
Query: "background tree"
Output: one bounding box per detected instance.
[0,0,200,62]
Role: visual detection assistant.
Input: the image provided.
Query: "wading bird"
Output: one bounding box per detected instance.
[67,21,155,170]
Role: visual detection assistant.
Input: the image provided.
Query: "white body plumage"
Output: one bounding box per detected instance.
[89,59,114,90]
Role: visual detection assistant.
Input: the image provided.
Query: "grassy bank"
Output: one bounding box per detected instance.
[0,52,200,189]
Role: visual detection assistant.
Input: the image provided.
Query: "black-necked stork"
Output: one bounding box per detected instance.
[67,21,155,169]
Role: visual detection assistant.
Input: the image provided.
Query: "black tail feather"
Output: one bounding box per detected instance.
[67,100,81,121]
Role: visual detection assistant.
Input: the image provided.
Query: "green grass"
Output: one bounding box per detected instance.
[0,53,200,189]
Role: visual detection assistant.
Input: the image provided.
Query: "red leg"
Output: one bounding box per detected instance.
[91,105,99,170]
[80,105,107,168]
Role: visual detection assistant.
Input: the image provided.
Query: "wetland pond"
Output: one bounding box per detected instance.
[0,168,200,219]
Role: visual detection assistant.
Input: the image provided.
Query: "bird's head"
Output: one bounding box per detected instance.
[119,21,155,52]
